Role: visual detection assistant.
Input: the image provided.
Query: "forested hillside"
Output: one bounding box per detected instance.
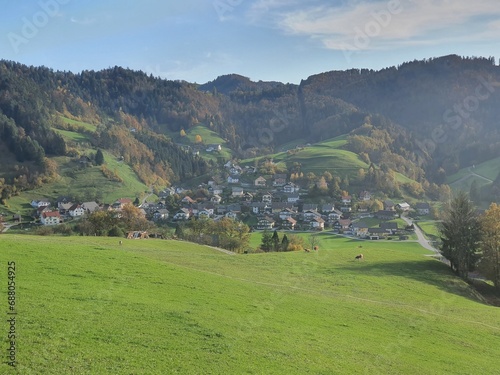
[0,55,499,203]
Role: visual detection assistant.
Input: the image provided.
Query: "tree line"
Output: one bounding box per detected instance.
[439,191,500,291]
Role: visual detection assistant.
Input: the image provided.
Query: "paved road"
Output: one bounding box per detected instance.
[401,216,438,253]
[401,216,450,265]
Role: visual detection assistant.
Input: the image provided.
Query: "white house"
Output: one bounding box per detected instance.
[283,183,299,194]
[31,199,51,209]
[287,194,300,203]
[211,195,222,204]
[69,204,85,218]
[41,211,61,226]
[173,208,191,220]
[396,202,411,211]
[254,176,267,187]
[310,217,325,230]
[227,175,240,184]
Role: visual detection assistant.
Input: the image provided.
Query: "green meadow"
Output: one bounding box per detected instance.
[0,234,499,374]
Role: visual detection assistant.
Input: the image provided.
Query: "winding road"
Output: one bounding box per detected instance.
[401,216,450,265]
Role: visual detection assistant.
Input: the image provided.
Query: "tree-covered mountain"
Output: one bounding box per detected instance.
[0,55,499,203]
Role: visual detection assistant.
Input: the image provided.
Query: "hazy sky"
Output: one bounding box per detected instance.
[1,0,499,83]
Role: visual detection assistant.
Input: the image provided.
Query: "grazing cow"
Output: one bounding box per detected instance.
[358,245,363,248]
[305,248,310,252]
[119,240,123,245]
[355,254,363,260]
[313,246,318,251]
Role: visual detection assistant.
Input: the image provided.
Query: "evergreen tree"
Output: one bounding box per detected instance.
[95,149,104,165]
[175,224,184,239]
[272,230,280,252]
[281,233,289,252]
[439,191,481,279]
[261,230,273,252]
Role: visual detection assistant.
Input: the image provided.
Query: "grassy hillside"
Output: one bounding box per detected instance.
[447,157,500,189]
[4,151,149,215]
[164,124,233,162]
[1,234,498,374]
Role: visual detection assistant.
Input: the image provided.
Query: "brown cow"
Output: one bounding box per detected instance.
[355,254,363,260]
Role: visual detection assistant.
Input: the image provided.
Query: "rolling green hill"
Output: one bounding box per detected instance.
[1,234,498,374]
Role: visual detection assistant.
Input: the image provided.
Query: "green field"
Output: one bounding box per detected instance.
[166,124,232,162]
[417,221,441,241]
[448,157,500,185]
[59,116,98,132]
[1,234,498,374]
[3,151,148,215]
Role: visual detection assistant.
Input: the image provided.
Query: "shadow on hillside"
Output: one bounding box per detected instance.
[336,259,488,305]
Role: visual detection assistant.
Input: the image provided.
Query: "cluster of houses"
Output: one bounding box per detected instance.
[29,161,433,236]
[30,197,141,226]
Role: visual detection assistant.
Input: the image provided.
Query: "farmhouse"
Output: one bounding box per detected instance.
[31,199,51,209]
[279,208,296,220]
[82,201,100,213]
[152,209,169,221]
[359,191,372,201]
[384,200,396,211]
[352,222,369,237]
[283,182,299,193]
[415,202,431,215]
[281,217,297,230]
[41,211,62,226]
[310,217,325,230]
[396,202,411,211]
[69,204,85,218]
[173,208,191,221]
[257,216,275,230]
[380,222,399,234]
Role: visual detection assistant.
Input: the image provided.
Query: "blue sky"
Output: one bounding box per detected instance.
[1,0,499,84]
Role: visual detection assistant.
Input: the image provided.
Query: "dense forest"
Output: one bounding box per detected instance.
[0,55,499,201]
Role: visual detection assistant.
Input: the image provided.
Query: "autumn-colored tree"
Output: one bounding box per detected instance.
[479,203,500,290]
[195,134,202,143]
[180,129,187,137]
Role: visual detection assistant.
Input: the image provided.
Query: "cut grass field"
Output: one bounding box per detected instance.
[1,234,499,374]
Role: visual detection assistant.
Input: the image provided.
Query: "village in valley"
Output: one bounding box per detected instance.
[22,158,433,242]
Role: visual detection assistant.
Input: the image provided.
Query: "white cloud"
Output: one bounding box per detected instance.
[70,17,97,25]
[253,0,500,50]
